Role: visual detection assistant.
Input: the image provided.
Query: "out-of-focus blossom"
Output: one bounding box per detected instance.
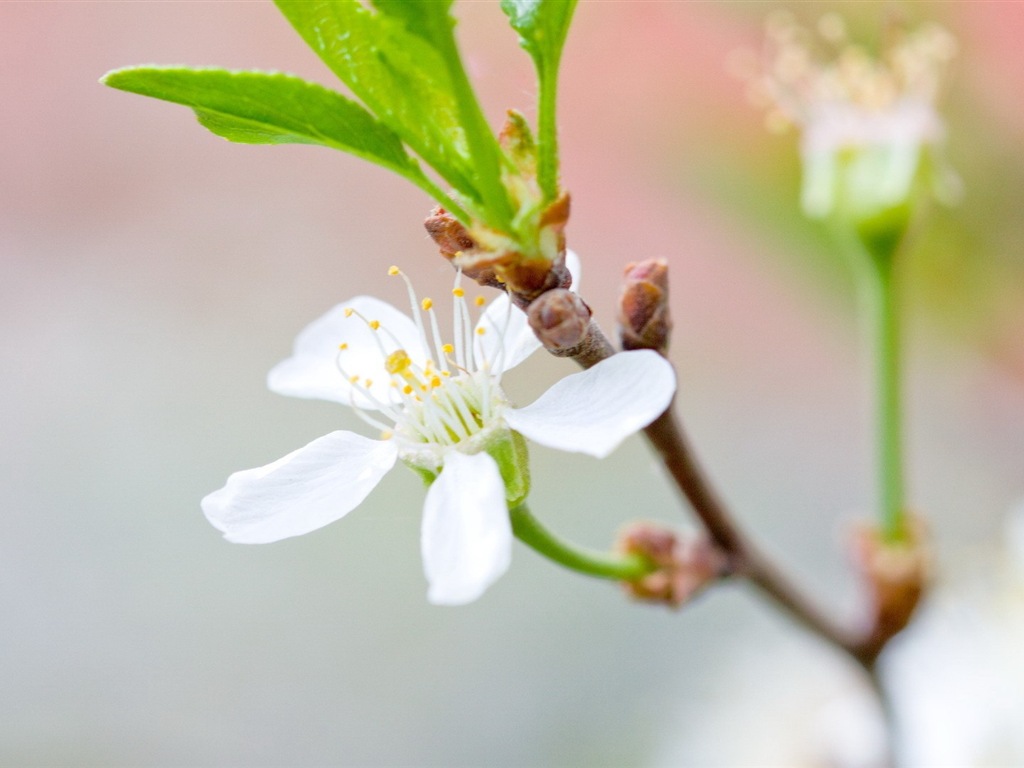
[739,13,958,245]
[654,504,1024,767]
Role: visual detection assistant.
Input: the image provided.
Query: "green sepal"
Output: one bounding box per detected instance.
[403,430,530,509]
[486,430,531,508]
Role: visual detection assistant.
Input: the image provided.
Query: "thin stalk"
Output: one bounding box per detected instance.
[861,256,906,543]
[509,503,655,581]
[435,36,514,230]
[536,63,559,203]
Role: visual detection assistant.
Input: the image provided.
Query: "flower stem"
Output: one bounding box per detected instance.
[509,503,654,581]
[537,64,559,204]
[861,254,906,544]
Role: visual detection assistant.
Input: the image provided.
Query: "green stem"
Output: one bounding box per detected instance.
[509,504,654,581]
[861,254,906,543]
[436,36,514,230]
[536,62,559,203]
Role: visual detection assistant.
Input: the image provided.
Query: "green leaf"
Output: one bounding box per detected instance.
[500,0,578,202]
[101,66,418,177]
[273,1,479,200]
[500,0,577,75]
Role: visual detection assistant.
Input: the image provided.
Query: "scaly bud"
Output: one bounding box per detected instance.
[618,259,672,354]
[618,523,726,608]
[527,288,591,353]
[850,518,929,650]
[424,109,573,302]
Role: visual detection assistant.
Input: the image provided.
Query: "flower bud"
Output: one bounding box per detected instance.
[424,207,503,289]
[618,523,726,608]
[618,259,672,354]
[850,518,929,647]
[527,288,591,353]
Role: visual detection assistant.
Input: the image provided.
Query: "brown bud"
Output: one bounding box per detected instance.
[424,206,475,258]
[423,191,572,302]
[618,523,726,608]
[618,258,672,354]
[423,207,503,289]
[527,289,591,353]
[850,518,929,649]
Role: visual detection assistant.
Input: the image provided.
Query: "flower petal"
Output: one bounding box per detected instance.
[267,296,427,410]
[202,431,398,543]
[421,450,512,605]
[504,349,675,458]
[472,249,584,375]
[565,248,582,292]
[473,293,540,375]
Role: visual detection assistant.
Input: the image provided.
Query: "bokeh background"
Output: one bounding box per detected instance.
[3,1,1023,765]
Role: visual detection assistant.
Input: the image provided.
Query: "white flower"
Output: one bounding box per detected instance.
[744,13,958,220]
[202,255,676,605]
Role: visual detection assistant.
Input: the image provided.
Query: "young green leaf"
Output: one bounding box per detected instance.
[500,0,578,202]
[501,0,577,69]
[273,2,478,200]
[101,67,416,175]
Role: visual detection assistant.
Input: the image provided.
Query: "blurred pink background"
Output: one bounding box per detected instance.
[2,2,1023,765]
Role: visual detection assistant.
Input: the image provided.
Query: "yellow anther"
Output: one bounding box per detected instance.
[403,384,414,395]
[344,308,354,318]
[388,265,401,276]
[474,296,486,307]
[364,379,373,388]
[338,342,348,351]
[421,298,433,311]
[380,429,394,440]
[369,319,380,330]
[442,343,454,355]
[476,327,486,336]
[441,371,451,377]
[452,287,465,298]
[430,376,442,389]
[349,375,360,383]
[385,349,412,375]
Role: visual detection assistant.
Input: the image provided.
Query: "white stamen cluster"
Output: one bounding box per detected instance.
[334,267,507,465]
[736,12,956,134]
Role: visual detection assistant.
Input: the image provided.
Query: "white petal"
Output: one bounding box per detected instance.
[472,250,584,375]
[421,451,512,606]
[504,350,675,458]
[267,296,427,410]
[202,431,398,543]
[473,293,540,375]
[565,248,582,292]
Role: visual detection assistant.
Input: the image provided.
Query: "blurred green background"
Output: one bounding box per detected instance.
[2,1,1022,765]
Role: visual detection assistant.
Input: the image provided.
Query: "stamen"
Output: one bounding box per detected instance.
[474,296,486,307]
[390,265,432,365]
[451,271,467,370]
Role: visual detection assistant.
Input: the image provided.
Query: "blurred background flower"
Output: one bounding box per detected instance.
[2,1,1022,765]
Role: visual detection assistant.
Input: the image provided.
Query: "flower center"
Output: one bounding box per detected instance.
[335,267,509,464]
